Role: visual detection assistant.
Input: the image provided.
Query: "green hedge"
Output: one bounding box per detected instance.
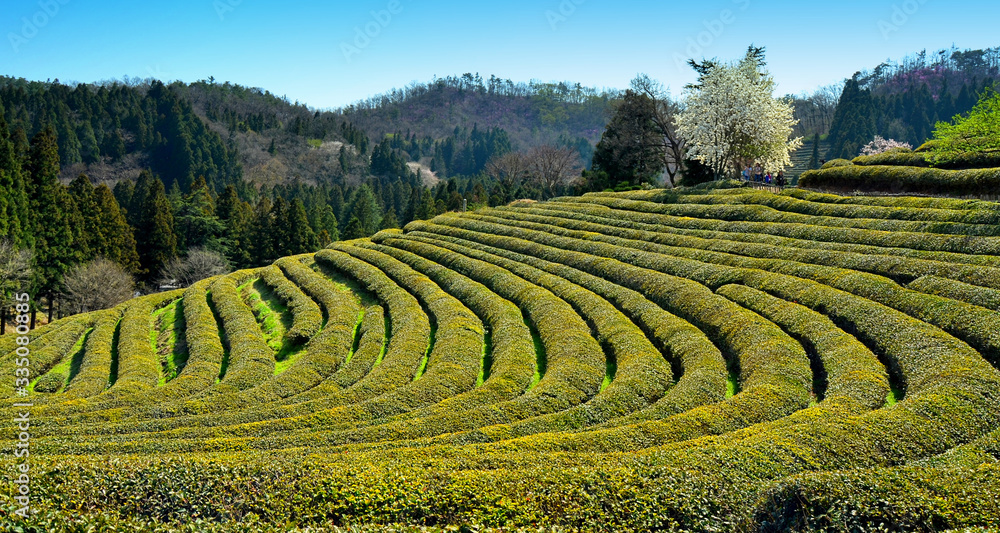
[377,232,726,430]
[61,307,125,399]
[673,189,1000,224]
[716,284,889,410]
[108,291,182,396]
[800,164,1000,196]
[526,199,1000,261]
[852,148,929,167]
[390,223,812,453]
[559,194,1000,237]
[455,209,1000,369]
[522,201,1000,270]
[373,235,674,444]
[908,275,1000,311]
[205,273,275,393]
[259,264,323,344]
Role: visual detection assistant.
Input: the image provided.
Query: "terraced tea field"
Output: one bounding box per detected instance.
[3,186,1000,532]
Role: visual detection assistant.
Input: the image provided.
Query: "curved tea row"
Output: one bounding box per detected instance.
[2,186,998,532]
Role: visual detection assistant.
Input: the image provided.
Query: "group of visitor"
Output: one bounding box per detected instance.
[741,164,786,187]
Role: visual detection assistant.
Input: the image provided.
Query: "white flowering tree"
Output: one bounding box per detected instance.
[860,136,912,156]
[675,47,802,178]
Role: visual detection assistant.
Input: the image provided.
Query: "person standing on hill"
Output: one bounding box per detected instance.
[776,171,786,188]
[753,164,763,182]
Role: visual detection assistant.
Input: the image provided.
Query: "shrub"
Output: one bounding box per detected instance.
[821,158,853,169]
[800,164,1000,196]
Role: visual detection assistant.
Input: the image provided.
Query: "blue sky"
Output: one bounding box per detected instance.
[2,0,997,109]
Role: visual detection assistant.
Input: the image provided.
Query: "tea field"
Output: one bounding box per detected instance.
[3,185,1000,532]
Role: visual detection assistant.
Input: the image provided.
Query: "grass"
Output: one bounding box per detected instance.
[239,278,303,376]
[600,341,617,393]
[726,368,741,398]
[206,290,231,384]
[151,299,188,385]
[342,310,365,366]
[307,138,323,148]
[30,328,91,394]
[372,310,390,368]
[413,320,436,381]
[524,316,546,390]
[107,318,123,390]
[885,381,904,407]
[475,329,493,387]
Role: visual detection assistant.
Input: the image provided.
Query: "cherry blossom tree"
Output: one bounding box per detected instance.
[676,46,803,178]
[860,136,913,156]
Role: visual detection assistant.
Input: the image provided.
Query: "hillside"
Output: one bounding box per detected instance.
[3,184,999,531]
[0,75,613,191]
[336,74,615,153]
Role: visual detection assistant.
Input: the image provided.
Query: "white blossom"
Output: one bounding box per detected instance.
[860,136,912,156]
[676,50,803,177]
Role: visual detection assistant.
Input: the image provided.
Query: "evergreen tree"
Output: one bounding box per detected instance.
[0,109,28,246]
[216,184,254,268]
[136,178,178,279]
[93,184,141,273]
[174,176,225,252]
[285,199,319,255]
[349,184,382,237]
[342,216,365,240]
[248,196,275,266]
[26,127,79,300]
[67,174,101,260]
[128,170,155,228]
[379,207,400,230]
[270,196,290,257]
[414,189,436,221]
[808,133,821,170]
[589,90,663,188]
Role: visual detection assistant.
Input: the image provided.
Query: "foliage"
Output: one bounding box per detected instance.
[676,46,802,177]
[3,186,1000,531]
[860,135,913,155]
[925,88,1000,168]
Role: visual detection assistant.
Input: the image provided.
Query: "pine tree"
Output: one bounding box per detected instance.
[26,126,80,301]
[248,196,275,266]
[137,178,178,279]
[808,133,821,170]
[349,184,382,237]
[285,199,319,255]
[342,216,365,240]
[0,108,27,245]
[128,170,155,228]
[216,185,254,268]
[380,207,400,230]
[67,174,101,260]
[93,184,141,273]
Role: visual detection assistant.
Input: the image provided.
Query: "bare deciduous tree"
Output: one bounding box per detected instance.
[527,145,581,198]
[62,258,135,314]
[158,248,231,288]
[485,152,530,196]
[0,240,33,333]
[0,240,32,303]
[631,74,686,186]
